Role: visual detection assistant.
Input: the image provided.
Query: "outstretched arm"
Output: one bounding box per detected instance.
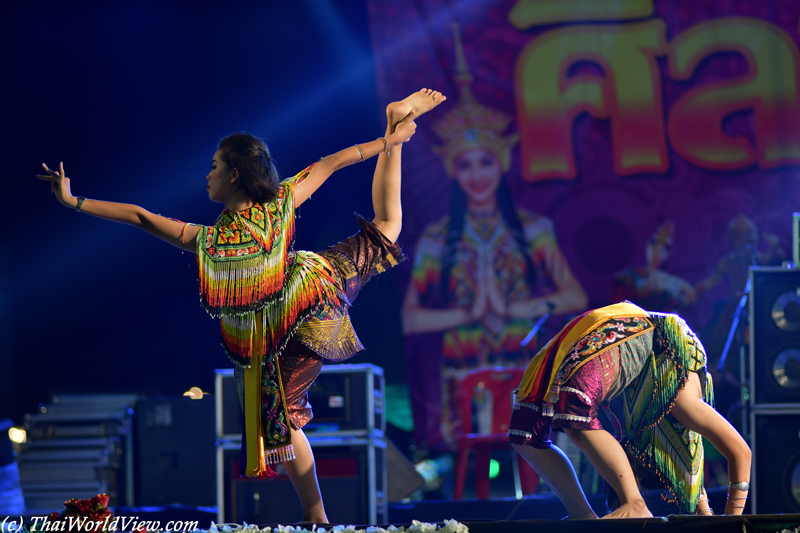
[37,162,202,253]
[294,87,445,207]
[293,119,416,207]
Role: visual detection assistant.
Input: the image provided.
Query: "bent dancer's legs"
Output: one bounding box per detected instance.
[511,443,598,519]
[282,426,328,523]
[564,428,652,519]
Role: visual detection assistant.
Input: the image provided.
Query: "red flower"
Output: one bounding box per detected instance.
[90,509,112,522]
[90,494,110,509]
[64,498,92,515]
[49,512,61,522]
[56,494,113,532]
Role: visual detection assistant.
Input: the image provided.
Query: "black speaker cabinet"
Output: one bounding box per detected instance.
[750,408,800,514]
[134,397,216,506]
[749,267,800,406]
[217,435,387,525]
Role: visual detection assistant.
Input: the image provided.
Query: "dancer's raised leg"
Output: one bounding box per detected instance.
[371,102,416,241]
[375,89,445,241]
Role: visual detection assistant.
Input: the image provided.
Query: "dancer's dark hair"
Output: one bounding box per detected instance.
[218,132,280,204]
[440,178,538,303]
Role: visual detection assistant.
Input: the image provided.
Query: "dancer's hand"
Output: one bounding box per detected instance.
[468,284,488,323]
[37,162,78,209]
[486,269,508,317]
[465,254,492,323]
[387,113,417,145]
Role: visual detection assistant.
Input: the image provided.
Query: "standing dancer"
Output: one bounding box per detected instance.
[509,302,751,518]
[38,89,445,523]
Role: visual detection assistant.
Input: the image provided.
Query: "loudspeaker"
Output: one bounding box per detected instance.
[219,436,387,525]
[749,267,800,405]
[135,397,216,506]
[750,408,800,514]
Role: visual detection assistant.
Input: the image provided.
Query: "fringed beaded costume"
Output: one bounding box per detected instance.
[196,164,404,478]
[508,302,714,514]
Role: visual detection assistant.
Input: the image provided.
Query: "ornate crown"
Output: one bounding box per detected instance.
[432,23,519,176]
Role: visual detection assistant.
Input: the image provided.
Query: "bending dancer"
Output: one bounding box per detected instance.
[38,89,445,523]
[509,301,751,518]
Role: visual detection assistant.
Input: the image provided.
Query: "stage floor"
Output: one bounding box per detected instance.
[102,499,800,533]
[453,515,800,533]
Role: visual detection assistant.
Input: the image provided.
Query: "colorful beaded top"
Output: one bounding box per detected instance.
[196,163,345,367]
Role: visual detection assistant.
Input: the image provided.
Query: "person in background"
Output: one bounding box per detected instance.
[612,221,696,313]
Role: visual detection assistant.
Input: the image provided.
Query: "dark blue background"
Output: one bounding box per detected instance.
[1,1,407,423]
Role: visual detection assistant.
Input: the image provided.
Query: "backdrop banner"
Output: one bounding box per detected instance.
[368,0,800,450]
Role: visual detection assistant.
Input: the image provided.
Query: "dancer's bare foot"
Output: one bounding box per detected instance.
[387,88,446,132]
[601,500,653,519]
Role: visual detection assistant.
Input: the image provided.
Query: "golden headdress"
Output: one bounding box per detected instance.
[433,23,519,177]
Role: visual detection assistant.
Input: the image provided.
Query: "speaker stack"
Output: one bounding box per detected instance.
[748,266,800,514]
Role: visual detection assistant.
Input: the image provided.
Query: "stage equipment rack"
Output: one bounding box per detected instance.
[215,364,387,524]
[17,394,138,512]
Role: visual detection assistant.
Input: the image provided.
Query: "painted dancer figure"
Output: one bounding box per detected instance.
[612,221,696,313]
[38,89,445,523]
[402,25,587,451]
[509,302,751,518]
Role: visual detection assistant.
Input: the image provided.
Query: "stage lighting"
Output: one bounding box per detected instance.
[7,427,25,444]
[183,386,208,399]
[489,458,500,479]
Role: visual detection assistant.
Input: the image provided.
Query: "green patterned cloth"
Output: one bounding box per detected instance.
[621,313,714,514]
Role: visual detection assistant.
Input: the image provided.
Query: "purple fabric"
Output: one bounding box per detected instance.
[509,347,619,448]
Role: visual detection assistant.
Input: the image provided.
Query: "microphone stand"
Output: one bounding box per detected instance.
[717,276,750,373]
[521,302,556,348]
[718,246,759,372]
[719,246,759,438]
